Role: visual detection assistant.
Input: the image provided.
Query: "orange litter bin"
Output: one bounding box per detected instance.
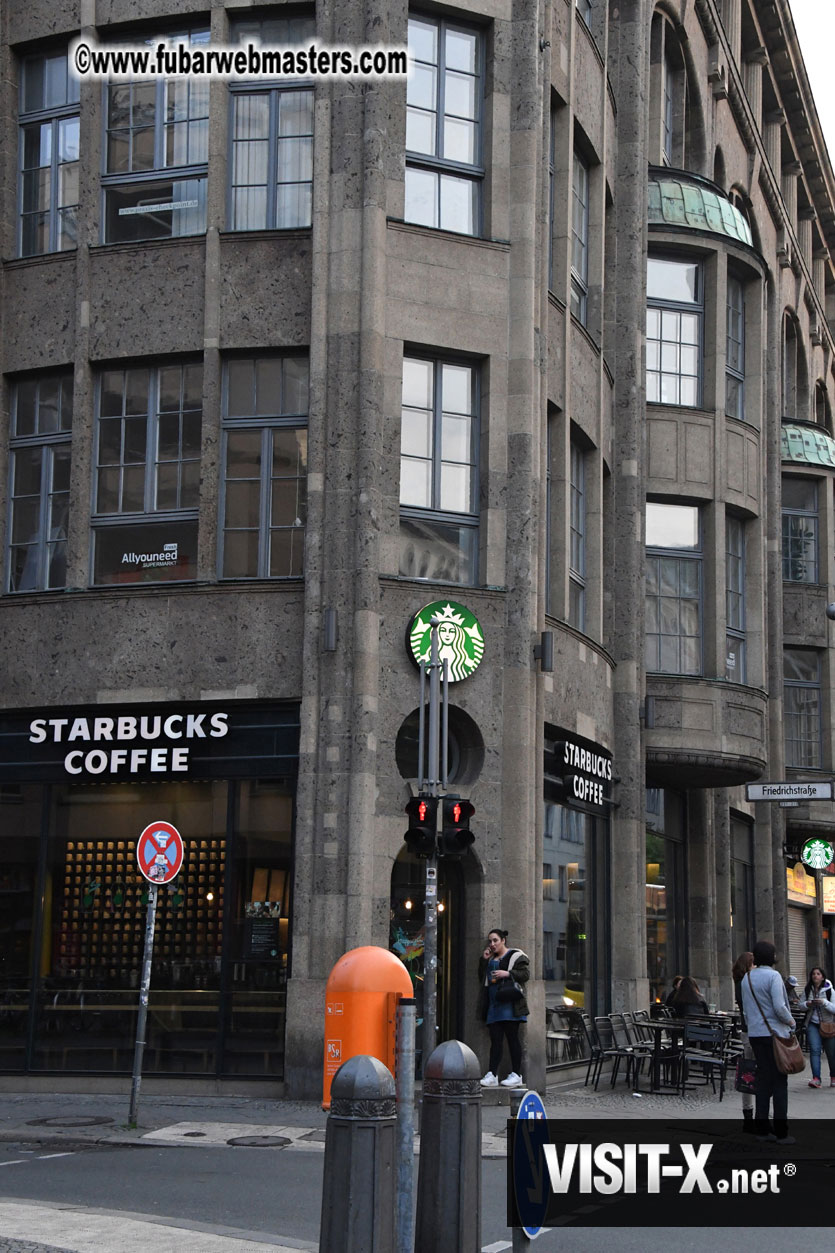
[322,945,414,1109]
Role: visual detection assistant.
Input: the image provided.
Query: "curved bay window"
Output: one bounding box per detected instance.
[646,257,702,407]
[645,502,702,675]
[784,649,822,769]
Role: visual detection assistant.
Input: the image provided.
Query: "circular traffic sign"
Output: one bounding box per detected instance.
[512,1088,549,1238]
[136,821,184,885]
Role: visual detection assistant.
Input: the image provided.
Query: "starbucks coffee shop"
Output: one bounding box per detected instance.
[0,702,298,1079]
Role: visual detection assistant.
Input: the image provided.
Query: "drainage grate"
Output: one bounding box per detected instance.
[183,1131,207,1138]
[27,1116,114,1128]
[226,1135,292,1148]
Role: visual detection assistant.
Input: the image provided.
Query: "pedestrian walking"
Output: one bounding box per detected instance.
[732,951,755,1133]
[803,966,835,1089]
[478,928,529,1089]
[739,939,797,1143]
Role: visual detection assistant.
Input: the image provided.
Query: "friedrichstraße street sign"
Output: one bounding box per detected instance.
[746,780,833,802]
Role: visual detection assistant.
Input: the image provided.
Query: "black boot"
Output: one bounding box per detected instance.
[742,1107,756,1135]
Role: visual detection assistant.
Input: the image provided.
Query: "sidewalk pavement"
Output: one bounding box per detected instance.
[0,1067,829,1157]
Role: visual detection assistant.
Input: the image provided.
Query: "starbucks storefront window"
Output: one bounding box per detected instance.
[0,702,298,1077]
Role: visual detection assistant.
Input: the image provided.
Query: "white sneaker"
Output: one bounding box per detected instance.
[501,1072,524,1087]
[480,1071,498,1087]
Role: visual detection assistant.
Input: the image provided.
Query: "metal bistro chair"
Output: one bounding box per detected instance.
[592,1016,640,1090]
[580,1012,603,1087]
[678,1019,731,1100]
[545,1006,574,1065]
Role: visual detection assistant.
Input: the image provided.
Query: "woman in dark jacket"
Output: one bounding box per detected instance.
[478,928,529,1089]
[670,976,709,1018]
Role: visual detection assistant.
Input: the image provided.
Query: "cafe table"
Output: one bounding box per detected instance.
[638,1018,686,1093]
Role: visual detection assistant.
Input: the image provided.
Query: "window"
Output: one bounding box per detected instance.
[570,151,589,325]
[18,50,79,257]
[782,477,818,583]
[399,356,478,585]
[405,15,482,236]
[548,109,556,290]
[646,257,702,407]
[220,356,309,579]
[662,48,675,165]
[784,649,821,769]
[726,275,745,420]
[725,515,746,683]
[576,0,592,23]
[645,502,701,675]
[229,16,315,231]
[815,380,831,431]
[782,314,803,421]
[103,28,209,243]
[569,441,586,630]
[92,363,202,584]
[7,372,72,592]
[543,863,554,901]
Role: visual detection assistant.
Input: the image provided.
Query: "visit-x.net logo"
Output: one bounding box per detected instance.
[507,1119,835,1229]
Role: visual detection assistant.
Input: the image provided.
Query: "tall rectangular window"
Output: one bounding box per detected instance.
[229,16,315,231]
[784,649,821,769]
[18,50,79,257]
[646,257,702,407]
[576,0,593,23]
[399,356,478,585]
[7,372,73,592]
[569,441,586,630]
[645,502,701,675]
[570,151,589,325]
[782,477,818,583]
[92,363,202,584]
[725,515,746,683]
[725,275,745,420]
[548,109,556,290]
[102,28,209,243]
[405,15,482,236]
[220,356,309,579]
[662,50,675,165]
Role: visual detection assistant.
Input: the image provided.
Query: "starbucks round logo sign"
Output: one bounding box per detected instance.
[801,838,835,871]
[407,601,485,683]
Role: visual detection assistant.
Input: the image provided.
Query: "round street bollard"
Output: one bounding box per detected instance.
[319,1054,397,1253]
[415,1040,482,1253]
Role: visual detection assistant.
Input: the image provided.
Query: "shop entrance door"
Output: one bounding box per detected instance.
[389,851,463,1067]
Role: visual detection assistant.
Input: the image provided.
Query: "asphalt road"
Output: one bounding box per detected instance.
[0,1141,826,1251]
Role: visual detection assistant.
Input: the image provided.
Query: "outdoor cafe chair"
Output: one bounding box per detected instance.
[580,1012,603,1087]
[678,1019,730,1100]
[593,1015,641,1090]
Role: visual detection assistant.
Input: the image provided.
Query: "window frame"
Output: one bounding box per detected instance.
[781,476,819,584]
[18,50,80,258]
[6,371,73,593]
[399,352,480,586]
[568,439,586,631]
[570,150,590,325]
[645,502,703,677]
[646,255,703,408]
[218,355,309,581]
[404,12,484,238]
[783,648,822,769]
[725,514,746,684]
[725,274,745,421]
[100,27,210,245]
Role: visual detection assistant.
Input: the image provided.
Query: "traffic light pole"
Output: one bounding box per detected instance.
[423,621,441,1073]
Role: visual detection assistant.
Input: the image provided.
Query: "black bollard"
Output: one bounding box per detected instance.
[414,1039,482,1253]
[319,1054,397,1253]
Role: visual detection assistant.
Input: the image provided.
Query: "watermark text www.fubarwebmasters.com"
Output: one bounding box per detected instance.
[71,38,408,81]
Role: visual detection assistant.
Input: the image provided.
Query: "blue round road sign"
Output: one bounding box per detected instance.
[512,1089,549,1238]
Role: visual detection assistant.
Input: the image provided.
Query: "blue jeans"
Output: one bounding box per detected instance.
[806,1022,835,1080]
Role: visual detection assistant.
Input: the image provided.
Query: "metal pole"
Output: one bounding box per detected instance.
[418,661,427,792]
[509,1089,531,1252]
[424,622,441,1073]
[441,659,449,790]
[395,998,416,1253]
[128,882,158,1129]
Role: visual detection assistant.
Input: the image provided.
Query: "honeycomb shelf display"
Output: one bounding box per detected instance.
[54,838,225,987]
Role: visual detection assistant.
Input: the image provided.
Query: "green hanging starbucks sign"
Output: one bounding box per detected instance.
[407,600,485,683]
[801,838,835,871]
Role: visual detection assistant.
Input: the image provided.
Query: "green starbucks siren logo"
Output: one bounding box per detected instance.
[801,838,835,871]
[408,601,485,683]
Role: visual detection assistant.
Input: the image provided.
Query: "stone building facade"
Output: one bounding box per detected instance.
[0,0,833,1094]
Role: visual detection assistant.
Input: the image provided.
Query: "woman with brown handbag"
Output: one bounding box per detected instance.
[739,939,799,1144]
[803,966,835,1089]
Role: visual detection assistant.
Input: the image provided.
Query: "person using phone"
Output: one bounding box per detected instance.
[803,966,835,1088]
